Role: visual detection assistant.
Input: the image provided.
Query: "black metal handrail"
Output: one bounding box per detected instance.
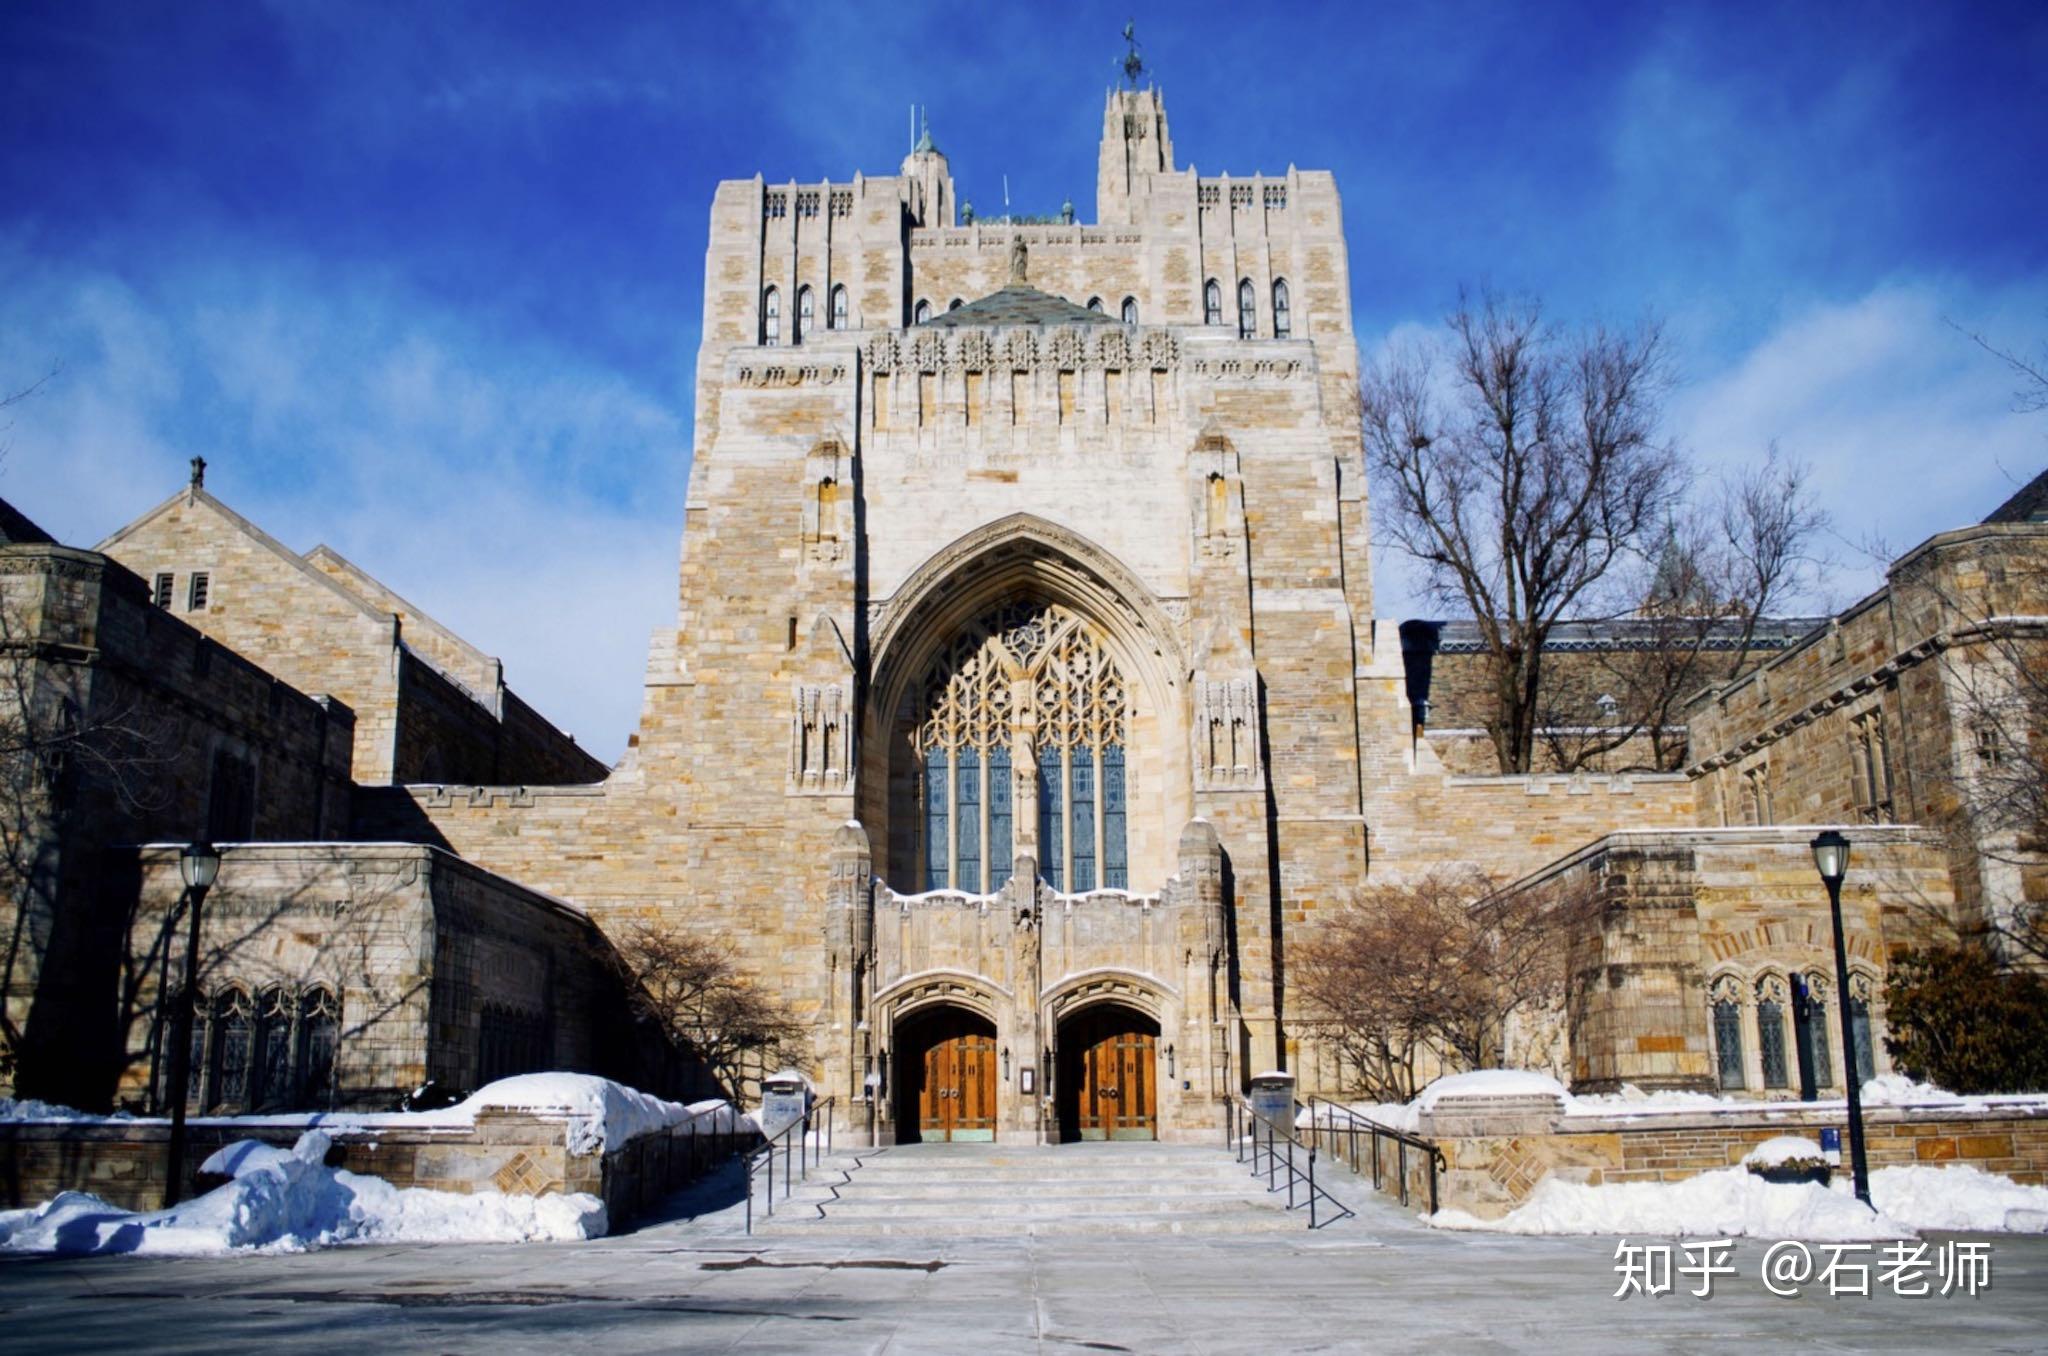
[1225,1095,1355,1229]
[744,1094,837,1235]
[1302,1096,1444,1216]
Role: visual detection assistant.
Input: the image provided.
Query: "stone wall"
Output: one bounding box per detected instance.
[98,485,605,787]
[112,843,651,1113]
[1328,1091,2048,1220]
[1689,523,2048,930]
[0,1104,756,1226]
[0,542,354,1110]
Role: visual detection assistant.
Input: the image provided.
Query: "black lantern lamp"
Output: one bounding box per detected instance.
[1810,829,1871,1206]
[163,841,221,1207]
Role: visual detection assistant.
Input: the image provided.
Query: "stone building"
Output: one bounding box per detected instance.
[98,470,607,788]
[0,505,653,1115]
[14,88,2033,1134]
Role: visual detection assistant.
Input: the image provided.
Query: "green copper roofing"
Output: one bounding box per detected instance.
[922,285,1115,328]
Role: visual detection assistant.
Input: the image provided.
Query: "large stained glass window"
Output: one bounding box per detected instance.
[916,602,1130,894]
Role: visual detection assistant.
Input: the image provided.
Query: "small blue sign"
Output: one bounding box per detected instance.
[1820,1128,1841,1151]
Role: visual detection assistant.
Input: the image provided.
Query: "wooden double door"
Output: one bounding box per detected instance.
[907,1012,997,1142]
[1064,1009,1158,1141]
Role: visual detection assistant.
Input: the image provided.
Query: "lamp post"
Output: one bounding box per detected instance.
[1811,829,1871,1206]
[162,841,221,1208]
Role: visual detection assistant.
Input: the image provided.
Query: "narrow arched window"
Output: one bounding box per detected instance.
[761,286,781,347]
[1203,279,1222,326]
[830,283,848,329]
[1086,296,1104,313]
[948,297,964,312]
[1120,296,1138,325]
[1847,980,1876,1086]
[1793,973,1832,1092]
[1713,996,1745,1090]
[254,986,294,1110]
[211,988,255,1111]
[1272,278,1291,338]
[298,987,339,1108]
[1756,978,1790,1089]
[1237,278,1256,338]
[914,298,933,325]
[796,285,815,344]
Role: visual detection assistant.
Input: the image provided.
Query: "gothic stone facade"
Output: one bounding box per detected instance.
[388,92,1721,1142]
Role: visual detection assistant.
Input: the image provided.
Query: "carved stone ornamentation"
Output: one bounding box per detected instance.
[1141,330,1179,369]
[1193,674,1262,791]
[789,683,853,794]
[1096,329,1130,369]
[911,331,947,374]
[956,329,994,372]
[1046,326,1085,371]
[865,334,900,372]
[1001,329,1037,371]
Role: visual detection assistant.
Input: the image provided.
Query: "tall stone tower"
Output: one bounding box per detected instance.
[1097,86,1175,225]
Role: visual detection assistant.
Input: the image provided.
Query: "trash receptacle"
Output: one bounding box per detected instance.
[760,1070,811,1139]
[1249,1070,1296,1132]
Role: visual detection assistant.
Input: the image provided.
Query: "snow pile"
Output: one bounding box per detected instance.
[1431,1163,2048,1239]
[1872,1164,2048,1233]
[0,1130,604,1256]
[1743,1136,1828,1169]
[1566,1084,1745,1115]
[1431,1168,1906,1241]
[1416,1070,1569,1111]
[459,1073,724,1156]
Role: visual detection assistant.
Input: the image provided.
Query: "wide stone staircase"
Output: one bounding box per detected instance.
[750,1141,1328,1237]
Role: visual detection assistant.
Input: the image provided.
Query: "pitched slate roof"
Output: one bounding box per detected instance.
[922,285,1115,329]
[1983,467,2048,524]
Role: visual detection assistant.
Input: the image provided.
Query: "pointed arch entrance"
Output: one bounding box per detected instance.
[893,1005,998,1142]
[1056,1002,1161,1141]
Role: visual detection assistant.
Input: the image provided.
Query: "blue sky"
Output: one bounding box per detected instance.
[3,0,2044,759]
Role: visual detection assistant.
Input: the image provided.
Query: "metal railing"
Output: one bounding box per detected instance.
[1302,1097,1444,1216]
[1225,1096,1355,1229]
[744,1095,837,1234]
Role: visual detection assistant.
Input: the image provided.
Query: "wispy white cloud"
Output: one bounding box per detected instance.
[1366,276,2048,621]
[0,239,686,761]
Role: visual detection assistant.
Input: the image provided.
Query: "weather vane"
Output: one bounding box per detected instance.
[1119,19,1145,89]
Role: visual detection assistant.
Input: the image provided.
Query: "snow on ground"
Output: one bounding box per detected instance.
[1431,1164,2048,1240]
[0,1075,747,1156]
[0,1130,605,1256]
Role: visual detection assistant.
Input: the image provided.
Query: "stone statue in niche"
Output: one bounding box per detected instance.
[1009,236,1029,286]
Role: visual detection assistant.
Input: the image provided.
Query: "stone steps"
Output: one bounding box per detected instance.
[751,1142,1324,1237]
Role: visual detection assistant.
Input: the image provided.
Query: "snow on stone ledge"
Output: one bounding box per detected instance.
[1743,1136,1826,1168]
[1,1076,746,1158]
[0,1130,606,1256]
[458,1073,707,1155]
[1416,1070,1569,1111]
[1430,1163,2048,1239]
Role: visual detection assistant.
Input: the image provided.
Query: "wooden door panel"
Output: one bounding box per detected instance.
[916,1028,998,1142]
[1072,1021,1156,1141]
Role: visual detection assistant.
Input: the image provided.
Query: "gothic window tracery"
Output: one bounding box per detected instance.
[1710,974,1746,1091]
[913,603,1131,894]
[830,284,848,329]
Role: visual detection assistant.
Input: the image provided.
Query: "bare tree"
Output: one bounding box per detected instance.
[606,922,806,1098]
[1294,867,1595,1102]
[1954,318,2048,415]
[1365,291,1686,773]
[1535,445,1831,773]
[0,589,173,1090]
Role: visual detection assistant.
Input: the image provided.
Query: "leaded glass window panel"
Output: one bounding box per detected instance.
[1103,744,1127,889]
[988,746,1013,892]
[1713,999,1745,1090]
[1757,998,1789,1089]
[924,749,948,891]
[299,988,339,1108]
[1070,744,1096,893]
[1849,988,1876,1087]
[955,746,981,891]
[254,987,294,1110]
[1039,750,1064,892]
[212,989,254,1110]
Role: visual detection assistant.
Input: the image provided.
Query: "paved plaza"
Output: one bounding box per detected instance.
[3,1150,2044,1354]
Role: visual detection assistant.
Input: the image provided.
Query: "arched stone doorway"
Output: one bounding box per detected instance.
[1055,1003,1161,1142]
[893,1005,999,1142]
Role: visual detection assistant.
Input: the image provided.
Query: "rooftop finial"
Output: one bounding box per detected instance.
[913,105,937,155]
[1119,19,1145,89]
[189,455,207,489]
